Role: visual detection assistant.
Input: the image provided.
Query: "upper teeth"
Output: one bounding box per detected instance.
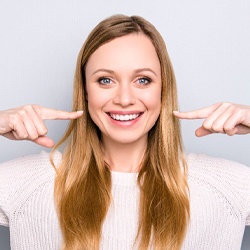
[110,113,140,121]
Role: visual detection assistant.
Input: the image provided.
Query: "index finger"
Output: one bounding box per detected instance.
[173,103,221,120]
[35,106,83,120]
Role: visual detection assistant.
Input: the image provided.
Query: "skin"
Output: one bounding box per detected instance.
[0,42,249,170]
[85,34,162,172]
[0,105,83,148]
[173,102,250,136]
[2,102,248,150]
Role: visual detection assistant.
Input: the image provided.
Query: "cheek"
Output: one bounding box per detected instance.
[86,88,109,122]
[87,99,103,130]
[144,88,162,126]
[87,98,101,118]
[86,88,99,121]
[143,88,162,111]
[86,86,103,111]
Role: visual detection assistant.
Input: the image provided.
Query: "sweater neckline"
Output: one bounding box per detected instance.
[111,171,138,186]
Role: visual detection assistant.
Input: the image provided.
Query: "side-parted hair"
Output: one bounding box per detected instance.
[51,14,190,250]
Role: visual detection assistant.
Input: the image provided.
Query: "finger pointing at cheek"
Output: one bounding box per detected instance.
[0,105,84,147]
[173,103,250,136]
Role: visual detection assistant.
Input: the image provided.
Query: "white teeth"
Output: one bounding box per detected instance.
[110,113,140,121]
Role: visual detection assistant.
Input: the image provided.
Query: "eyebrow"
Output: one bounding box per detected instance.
[92,68,158,76]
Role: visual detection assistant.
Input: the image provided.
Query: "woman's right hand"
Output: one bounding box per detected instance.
[0,105,83,148]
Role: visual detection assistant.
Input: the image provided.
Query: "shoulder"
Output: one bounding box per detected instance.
[187,153,250,209]
[0,150,62,181]
[187,154,250,227]
[187,153,250,180]
[0,151,62,226]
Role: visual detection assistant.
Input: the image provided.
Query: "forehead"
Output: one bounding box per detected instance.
[85,33,161,74]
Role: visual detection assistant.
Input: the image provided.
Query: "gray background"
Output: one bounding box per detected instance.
[0,1,249,249]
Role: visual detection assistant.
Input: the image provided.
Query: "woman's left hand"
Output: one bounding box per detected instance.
[173,103,250,137]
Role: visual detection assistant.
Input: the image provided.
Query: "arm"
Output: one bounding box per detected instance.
[173,102,250,137]
[0,104,83,147]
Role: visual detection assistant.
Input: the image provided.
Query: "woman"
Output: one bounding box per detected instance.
[0,14,250,250]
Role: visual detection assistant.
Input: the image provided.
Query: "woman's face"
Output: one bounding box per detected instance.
[85,33,162,146]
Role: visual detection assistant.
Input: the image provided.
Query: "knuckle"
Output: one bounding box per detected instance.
[22,104,33,111]
[21,104,39,114]
[228,105,236,112]
[29,133,39,141]
[217,102,231,111]
[9,113,20,125]
[223,125,233,133]
[30,104,40,110]
[224,130,234,136]
[17,105,31,117]
[18,109,27,117]
[40,127,48,136]
[235,108,244,117]
[43,127,48,135]
[202,121,211,130]
[211,124,221,132]
[19,133,29,140]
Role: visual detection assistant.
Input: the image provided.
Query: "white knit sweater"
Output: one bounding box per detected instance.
[0,151,250,250]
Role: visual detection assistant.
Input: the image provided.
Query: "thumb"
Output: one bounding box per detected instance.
[33,136,55,148]
[195,127,212,137]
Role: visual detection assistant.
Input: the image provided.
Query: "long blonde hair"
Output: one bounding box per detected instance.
[51,14,189,250]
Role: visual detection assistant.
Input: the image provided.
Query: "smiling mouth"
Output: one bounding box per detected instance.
[109,113,141,121]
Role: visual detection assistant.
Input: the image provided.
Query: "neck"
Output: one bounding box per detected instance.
[101,136,147,173]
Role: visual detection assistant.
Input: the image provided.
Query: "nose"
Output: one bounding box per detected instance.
[113,82,136,107]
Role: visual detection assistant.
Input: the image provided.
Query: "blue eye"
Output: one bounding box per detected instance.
[138,77,151,85]
[98,77,111,85]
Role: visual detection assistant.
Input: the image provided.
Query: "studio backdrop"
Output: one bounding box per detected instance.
[0,1,249,249]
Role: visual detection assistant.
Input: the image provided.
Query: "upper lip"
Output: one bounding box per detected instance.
[107,111,143,115]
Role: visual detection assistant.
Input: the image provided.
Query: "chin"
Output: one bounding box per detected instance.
[110,134,147,145]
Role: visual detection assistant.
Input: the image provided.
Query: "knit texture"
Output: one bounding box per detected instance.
[0,151,250,250]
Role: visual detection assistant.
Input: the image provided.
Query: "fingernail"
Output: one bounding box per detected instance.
[173,110,179,114]
[76,110,83,113]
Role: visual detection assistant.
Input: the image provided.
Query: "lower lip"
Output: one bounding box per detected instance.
[108,113,143,127]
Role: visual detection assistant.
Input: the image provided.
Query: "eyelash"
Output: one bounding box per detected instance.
[98,77,112,85]
[137,77,152,85]
[97,76,152,86]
